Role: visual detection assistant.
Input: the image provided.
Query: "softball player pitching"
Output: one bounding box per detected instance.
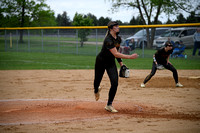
[141,41,183,88]
[93,21,138,113]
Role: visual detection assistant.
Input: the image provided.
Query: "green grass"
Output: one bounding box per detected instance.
[0,36,200,70]
[0,52,96,70]
[0,51,199,70]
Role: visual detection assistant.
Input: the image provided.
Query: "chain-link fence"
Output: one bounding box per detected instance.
[0,23,199,58]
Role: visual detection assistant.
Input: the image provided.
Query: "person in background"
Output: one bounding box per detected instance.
[192,28,200,56]
[129,39,135,51]
[140,41,183,88]
[171,40,186,58]
[93,21,138,113]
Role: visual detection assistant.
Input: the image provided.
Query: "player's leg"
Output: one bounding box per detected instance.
[141,62,157,87]
[94,57,105,100]
[164,63,183,87]
[164,63,178,83]
[105,63,118,112]
[197,42,200,55]
[192,42,198,56]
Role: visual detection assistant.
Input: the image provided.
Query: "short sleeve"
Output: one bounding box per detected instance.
[105,39,115,50]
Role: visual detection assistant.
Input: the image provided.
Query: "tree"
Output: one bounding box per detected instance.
[130,16,143,25]
[108,0,196,48]
[56,11,71,26]
[31,9,56,27]
[174,13,186,23]
[98,16,112,26]
[72,12,94,47]
[129,16,144,33]
[56,14,62,26]
[86,13,98,26]
[186,11,200,23]
[0,0,56,42]
[166,18,173,24]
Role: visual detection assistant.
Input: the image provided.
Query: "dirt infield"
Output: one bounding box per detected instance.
[0,70,200,133]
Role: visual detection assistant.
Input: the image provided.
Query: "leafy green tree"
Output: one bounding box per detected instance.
[129,16,144,33]
[72,12,94,47]
[186,11,200,23]
[98,16,112,26]
[0,0,56,42]
[174,13,186,23]
[86,13,98,26]
[31,10,56,27]
[56,11,71,26]
[166,18,173,24]
[56,14,62,26]
[130,16,143,25]
[108,0,196,48]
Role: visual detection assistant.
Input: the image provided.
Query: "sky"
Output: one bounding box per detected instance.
[46,0,135,23]
[45,0,190,23]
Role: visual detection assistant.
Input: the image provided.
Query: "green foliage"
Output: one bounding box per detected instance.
[87,13,98,26]
[0,0,57,27]
[0,0,57,43]
[31,8,57,27]
[56,11,71,26]
[98,17,112,26]
[72,13,94,47]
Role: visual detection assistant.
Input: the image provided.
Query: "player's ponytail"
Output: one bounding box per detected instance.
[105,21,119,38]
[104,30,109,38]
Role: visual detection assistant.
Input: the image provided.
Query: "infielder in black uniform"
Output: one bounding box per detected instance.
[141,41,183,88]
[94,21,138,113]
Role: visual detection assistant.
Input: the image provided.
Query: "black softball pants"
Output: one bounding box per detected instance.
[94,56,118,106]
[143,62,178,84]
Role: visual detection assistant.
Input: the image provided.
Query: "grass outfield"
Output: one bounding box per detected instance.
[0,35,199,70]
[0,51,199,70]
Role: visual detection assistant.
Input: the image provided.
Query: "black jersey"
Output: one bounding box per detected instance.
[98,33,122,63]
[155,48,173,65]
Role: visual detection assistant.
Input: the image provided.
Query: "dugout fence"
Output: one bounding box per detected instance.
[0,23,200,57]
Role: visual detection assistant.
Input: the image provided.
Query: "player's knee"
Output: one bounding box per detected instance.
[150,72,155,77]
[111,81,118,88]
[170,68,177,73]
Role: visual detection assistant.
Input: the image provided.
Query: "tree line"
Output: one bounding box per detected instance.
[1,0,199,28]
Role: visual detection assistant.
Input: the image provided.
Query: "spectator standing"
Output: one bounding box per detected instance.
[192,28,200,56]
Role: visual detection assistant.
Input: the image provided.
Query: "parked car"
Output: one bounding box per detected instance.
[153,27,196,49]
[125,28,170,49]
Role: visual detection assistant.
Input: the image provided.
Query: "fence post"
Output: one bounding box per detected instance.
[9,32,12,49]
[57,29,60,53]
[16,30,18,51]
[28,29,30,52]
[76,29,78,55]
[41,29,43,52]
[142,28,144,58]
[4,30,7,51]
[96,29,98,56]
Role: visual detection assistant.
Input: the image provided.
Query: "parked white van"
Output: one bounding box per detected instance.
[153,27,196,49]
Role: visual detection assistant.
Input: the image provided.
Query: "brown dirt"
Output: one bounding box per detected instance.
[0,70,200,133]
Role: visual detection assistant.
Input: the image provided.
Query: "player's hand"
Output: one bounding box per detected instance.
[167,61,171,65]
[156,64,164,70]
[129,53,138,59]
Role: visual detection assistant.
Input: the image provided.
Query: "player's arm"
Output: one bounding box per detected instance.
[116,56,123,67]
[109,47,138,59]
[116,57,123,67]
[153,54,157,65]
[167,55,171,64]
[118,61,123,67]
